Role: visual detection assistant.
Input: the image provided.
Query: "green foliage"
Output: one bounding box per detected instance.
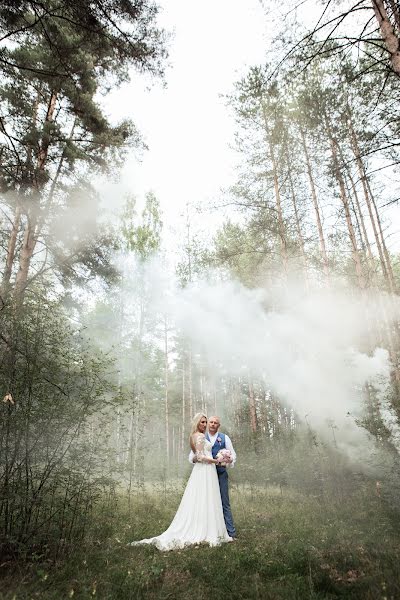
[0,0,166,192]
[121,191,163,259]
[0,0,167,303]
[0,289,118,556]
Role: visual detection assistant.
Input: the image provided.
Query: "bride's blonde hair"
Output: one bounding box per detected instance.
[190,412,207,436]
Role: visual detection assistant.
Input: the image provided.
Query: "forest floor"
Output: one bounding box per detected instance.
[1,482,400,599]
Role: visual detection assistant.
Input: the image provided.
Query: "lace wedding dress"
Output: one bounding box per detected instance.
[129,433,232,551]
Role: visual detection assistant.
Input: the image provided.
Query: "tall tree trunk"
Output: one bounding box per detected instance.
[347,112,393,290]
[181,353,186,454]
[248,380,258,434]
[38,118,77,233]
[287,160,309,285]
[335,134,374,264]
[345,114,400,384]
[188,345,193,419]
[268,136,288,269]
[127,401,135,512]
[372,0,400,75]
[1,205,22,297]
[13,212,38,301]
[343,173,366,256]
[367,179,397,293]
[346,168,374,263]
[259,101,288,269]
[14,91,58,304]
[199,367,205,413]
[164,316,170,463]
[2,94,40,299]
[299,126,330,278]
[325,116,365,289]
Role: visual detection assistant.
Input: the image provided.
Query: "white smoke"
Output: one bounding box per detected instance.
[116,254,400,454]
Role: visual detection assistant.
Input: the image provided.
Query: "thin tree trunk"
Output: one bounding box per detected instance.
[2,205,22,297]
[259,100,288,269]
[13,213,38,301]
[133,408,139,483]
[164,316,170,463]
[37,118,77,233]
[287,160,309,284]
[14,91,58,304]
[200,367,205,413]
[269,136,288,269]
[181,354,186,454]
[188,345,193,418]
[248,380,258,434]
[347,113,393,289]
[325,117,365,289]
[346,168,374,263]
[2,95,40,298]
[127,404,135,512]
[335,134,374,264]
[367,179,397,292]
[344,173,366,255]
[299,126,330,278]
[37,92,58,173]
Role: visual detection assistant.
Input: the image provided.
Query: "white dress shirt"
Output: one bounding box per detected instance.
[189,432,236,467]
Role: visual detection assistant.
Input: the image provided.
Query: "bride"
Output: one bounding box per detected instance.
[129,413,233,551]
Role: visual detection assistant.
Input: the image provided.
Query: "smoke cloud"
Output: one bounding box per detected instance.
[126,257,399,454]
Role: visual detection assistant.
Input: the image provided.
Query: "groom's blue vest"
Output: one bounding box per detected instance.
[207,432,226,474]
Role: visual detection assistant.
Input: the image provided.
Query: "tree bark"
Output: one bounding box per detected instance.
[367,179,397,292]
[181,353,186,454]
[299,126,330,278]
[13,212,38,300]
[287,158,309,285]
[248,380,258,434]
[347,112,393,289]
[1,204,22,297]
[372,0,400,75]
[164,316,170,463]
[258,100,288,269]
[325,116,365,289]
[346,168,374,263]
[388,0,400,32]
[188,344,193,419]
[14,91,58,304]
[268,136,288,269]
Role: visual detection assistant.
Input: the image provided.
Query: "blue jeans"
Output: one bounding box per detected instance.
[217,469,236,537]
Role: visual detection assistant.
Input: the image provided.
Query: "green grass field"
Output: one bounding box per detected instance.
[1,482,399,599]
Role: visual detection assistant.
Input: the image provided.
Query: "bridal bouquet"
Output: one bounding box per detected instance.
[216,449,233,466]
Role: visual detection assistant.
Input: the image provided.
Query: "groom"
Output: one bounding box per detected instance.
[190,415,237,539]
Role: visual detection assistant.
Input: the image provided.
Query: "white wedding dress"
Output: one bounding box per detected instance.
[129,434,232,551]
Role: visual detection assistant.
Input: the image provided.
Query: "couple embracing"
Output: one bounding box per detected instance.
[130,413,237,551]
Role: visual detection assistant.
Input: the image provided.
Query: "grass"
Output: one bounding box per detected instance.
[1,481,400,599]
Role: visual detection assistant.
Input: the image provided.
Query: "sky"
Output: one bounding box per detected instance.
[99,0,270,240]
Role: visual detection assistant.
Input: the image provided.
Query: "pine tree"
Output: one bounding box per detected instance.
[0,0,166,304]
